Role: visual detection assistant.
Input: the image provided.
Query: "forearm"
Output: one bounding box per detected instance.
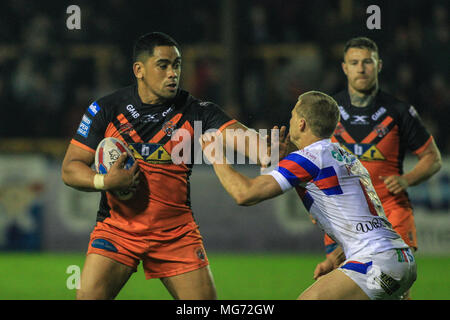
[61,160,99,192]
[212,163,255,205]
[403,152,441,187]
[223,123,270,166]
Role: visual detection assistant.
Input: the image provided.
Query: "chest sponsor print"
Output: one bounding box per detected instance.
[342,143,385,161]
[129,143,172,164]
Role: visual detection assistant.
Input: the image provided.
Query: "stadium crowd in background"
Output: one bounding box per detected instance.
[0,0,448,154]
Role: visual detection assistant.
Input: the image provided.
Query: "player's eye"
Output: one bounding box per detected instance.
[158,64,167,70]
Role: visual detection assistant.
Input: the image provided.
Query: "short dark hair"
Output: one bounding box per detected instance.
[343,37,379,60]
[133,32,180,62]
[296,91,340,139]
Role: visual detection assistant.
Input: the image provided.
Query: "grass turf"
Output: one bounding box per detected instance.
[0,252,448,300]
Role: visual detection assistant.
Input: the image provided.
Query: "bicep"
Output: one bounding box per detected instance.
[61,144,96,186]
[63,143,95,168]
[416,138,441,161]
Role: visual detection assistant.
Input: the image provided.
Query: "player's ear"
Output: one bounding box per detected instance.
[377,58,383,73]
[299,118,306,131]
[133,62,145,80]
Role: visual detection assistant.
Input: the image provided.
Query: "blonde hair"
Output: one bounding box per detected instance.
[295,91,340,139]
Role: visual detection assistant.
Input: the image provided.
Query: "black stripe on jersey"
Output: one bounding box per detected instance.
[96,192,111,223]
[111,115,139,145]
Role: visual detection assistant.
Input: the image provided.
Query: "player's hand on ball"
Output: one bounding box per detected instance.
[104,152,140,192]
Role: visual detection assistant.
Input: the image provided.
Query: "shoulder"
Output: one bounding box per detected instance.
[286,142,325,170]
[377,90,412,115]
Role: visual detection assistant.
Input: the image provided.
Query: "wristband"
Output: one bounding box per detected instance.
[93,174,105,190]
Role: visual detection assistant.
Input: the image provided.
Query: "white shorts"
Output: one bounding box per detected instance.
[338,247,417,300]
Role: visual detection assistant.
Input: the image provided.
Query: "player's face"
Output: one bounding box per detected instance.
[289,101,302,142]
[342,48,381,94]
[136,46,181,103]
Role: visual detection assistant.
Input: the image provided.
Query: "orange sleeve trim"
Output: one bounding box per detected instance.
[70,139,96,154]
[412,136,433,155]
[217,119,238,133]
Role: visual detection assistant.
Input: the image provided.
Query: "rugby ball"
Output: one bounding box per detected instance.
[95,137,136,200]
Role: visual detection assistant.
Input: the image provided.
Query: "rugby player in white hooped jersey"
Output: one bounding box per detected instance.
[200,91,417,300]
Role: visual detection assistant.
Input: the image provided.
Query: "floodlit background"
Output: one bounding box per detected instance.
[0,0,448,299]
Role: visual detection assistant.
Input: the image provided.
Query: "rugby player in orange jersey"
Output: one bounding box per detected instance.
[61,32,272,300]
[313,37,441,298]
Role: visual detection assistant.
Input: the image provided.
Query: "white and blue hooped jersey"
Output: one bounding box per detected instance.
[268,139,408,258]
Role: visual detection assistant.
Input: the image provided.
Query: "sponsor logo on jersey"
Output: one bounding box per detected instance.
[342,143,385,161]
[141,113,159,123]
[163,120,176,137]
[374,123,389,138]
[338,106,350,120]
[355,217,385,233]
[351,115,369,125]
[140,106,174,124]
[77,114,92,138]
[199,101,212,107]
[371,106,387,121]
[87,102,100,117]
[118,122,133,135]
[408,105,418,118]
[128,143,172,164]
[126,104,140,119]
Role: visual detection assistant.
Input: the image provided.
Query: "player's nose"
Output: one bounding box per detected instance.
[167,66,178,79]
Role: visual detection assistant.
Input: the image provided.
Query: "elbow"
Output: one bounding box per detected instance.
[234,193,257,206]
[435,157,442,173]
[61,166,72,187]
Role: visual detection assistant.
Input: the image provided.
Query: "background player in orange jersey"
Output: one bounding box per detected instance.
[313,37,442,292]
[61,32,271,300]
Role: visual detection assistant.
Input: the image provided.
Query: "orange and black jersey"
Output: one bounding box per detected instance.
[71,85,236,233]
[331,89,433,210]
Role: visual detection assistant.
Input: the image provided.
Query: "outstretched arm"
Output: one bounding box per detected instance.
[212,162,283,206]
[200,133,283,206]
[219,122,290,167]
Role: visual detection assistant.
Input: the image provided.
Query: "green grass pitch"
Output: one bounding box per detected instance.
[0,252,448,300]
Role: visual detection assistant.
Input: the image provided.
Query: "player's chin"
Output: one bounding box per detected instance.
[353,80,375,92]
[164,86,178,97]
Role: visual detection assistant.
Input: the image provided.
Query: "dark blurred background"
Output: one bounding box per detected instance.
[0,0,448,153]
[0,0,448,258]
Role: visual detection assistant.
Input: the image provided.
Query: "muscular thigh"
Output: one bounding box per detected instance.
[161,265,217,300]
[298,269,369,300]
[77,253,135,300]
